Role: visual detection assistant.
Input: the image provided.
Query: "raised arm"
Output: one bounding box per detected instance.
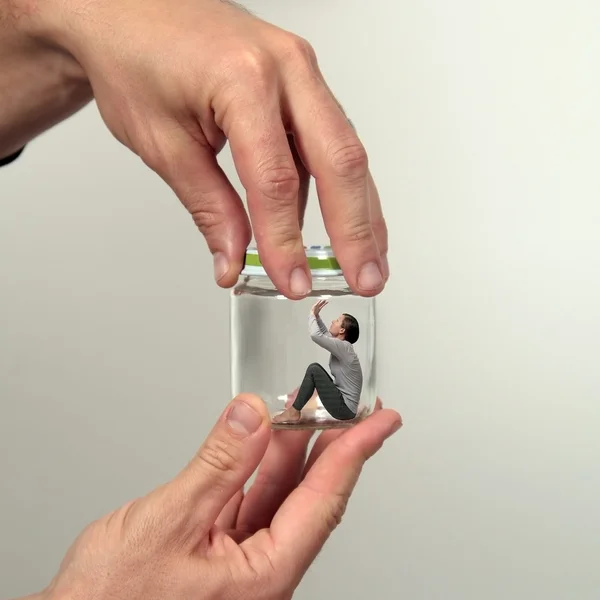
[308,301,349,362]
[311,311,330,337]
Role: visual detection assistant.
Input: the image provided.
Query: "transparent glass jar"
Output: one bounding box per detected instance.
[230,246,376,430]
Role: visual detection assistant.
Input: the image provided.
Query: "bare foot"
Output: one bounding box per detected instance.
[284,388,317,409]
[284,388,299,408]
[272,407,302,424]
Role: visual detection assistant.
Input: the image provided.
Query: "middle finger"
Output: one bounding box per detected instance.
[236,429,313,533]
[285,78,384,296]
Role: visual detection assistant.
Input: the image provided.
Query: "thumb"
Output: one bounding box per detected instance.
[170,394,271,538]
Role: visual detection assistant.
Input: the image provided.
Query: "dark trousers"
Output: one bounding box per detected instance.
[293,363,356,420]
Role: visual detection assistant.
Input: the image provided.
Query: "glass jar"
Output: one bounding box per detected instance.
[230,246,376,430]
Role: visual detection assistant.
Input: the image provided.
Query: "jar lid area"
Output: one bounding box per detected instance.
[242,245,342,276]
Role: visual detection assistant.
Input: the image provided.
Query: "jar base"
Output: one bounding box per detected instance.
[270,405,370,431]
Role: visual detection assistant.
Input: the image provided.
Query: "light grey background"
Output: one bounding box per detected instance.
[2,1,600,598]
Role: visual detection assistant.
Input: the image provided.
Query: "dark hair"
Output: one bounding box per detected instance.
[342,313,360,344]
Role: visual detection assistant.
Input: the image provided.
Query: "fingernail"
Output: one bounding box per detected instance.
[227,401,262,436]
[382,253,390,281]
[358,262,383,291]
[290,267,312,296]
[213,252,229,282]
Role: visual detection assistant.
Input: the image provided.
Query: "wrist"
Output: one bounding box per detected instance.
[4,0,88,79]
[8,0,68,48]
[0,0,92,157]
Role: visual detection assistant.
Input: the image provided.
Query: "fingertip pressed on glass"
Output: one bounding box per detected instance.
[230,245,376,430]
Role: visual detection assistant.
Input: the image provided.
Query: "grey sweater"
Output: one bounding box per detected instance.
[308,313,363,413]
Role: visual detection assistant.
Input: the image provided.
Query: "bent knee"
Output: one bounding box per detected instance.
[307,362,322,372]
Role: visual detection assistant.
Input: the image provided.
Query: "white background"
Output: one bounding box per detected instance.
[1,1,599,598]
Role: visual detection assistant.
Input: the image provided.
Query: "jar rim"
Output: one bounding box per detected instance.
[242,245,342,277]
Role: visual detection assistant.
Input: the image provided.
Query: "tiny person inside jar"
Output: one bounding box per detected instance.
[273,300,363,424]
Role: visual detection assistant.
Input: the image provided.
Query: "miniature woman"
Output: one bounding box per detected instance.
[273,300,362,424]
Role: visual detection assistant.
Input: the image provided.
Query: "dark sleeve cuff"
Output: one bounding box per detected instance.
[0,146,25,167]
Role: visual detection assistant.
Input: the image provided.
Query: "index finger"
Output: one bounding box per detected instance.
[265,408,402,575]
[285,81,385,296]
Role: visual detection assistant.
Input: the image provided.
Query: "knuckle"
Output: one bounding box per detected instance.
[262,220,302,253]
[189,198,226,238]
[279,33,318,69]
[197,436,241,475]
[140,143,169,176]
[327,138,369,181]
[103,498,170,555]
[192,208,222,235]
[234,45,278,87]
[256,159,300,204]
[136,123,180,179]
[339,213,374,246]
[238,546,287,599]
[324,492,349,531]
[116,499,139,535]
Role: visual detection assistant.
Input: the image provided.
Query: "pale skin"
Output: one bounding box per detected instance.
[12,395,401,600]
[2,1,400,597]
[273,300,346,424]
[0,0,389,299]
